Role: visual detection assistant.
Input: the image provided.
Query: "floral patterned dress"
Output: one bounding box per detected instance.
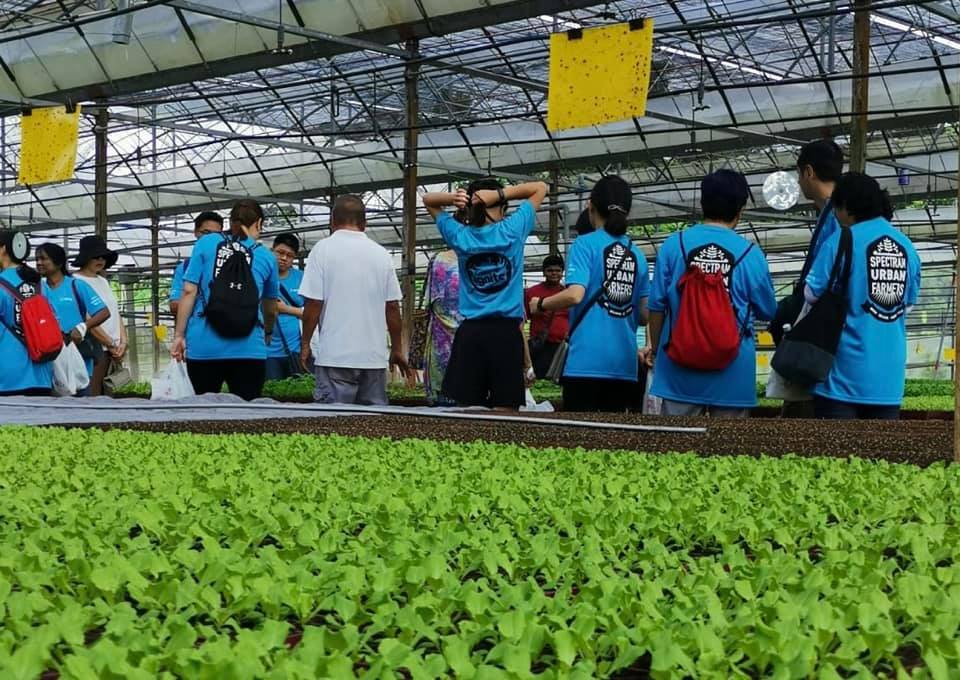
[424,251,462,405]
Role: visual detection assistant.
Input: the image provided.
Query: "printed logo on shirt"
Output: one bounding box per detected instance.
[214,240,253,278]
[863,236,908,322]
[464,252,512,294]
[599,242,637,318]
[11,282,35,336]
[687,243,736,288]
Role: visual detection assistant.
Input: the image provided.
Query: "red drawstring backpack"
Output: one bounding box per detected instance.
[666,233,753,371]
[0,279,64,363]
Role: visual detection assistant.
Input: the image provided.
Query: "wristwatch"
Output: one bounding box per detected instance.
[497,187,506,206]
[536,297,545,313]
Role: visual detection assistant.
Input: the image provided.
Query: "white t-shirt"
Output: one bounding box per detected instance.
[299,229,402,369]
[73,273,121,344]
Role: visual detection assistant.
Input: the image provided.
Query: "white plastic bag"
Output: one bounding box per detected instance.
[521,388,555,413]
[765,368,812,402]
[52,343,90,396]
[642,370,662,415]
[150,361,196,401]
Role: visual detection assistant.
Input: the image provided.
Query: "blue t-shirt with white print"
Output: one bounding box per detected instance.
[184,233,280,361]
[563,230,650,382]
[649,225,777,408]
[43,275,108,375]
[268,267,304,359]
[806,217,921,406]
[435,200,536,320]
[0,267,54,393]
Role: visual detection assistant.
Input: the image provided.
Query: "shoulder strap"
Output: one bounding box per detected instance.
[279,283,298,307]
[827,227,853,292]
[0,278,26,344]
[679,231,687,263]
[732,243,755,269]
[71,279,87,319]
[0,277,22,301]
[567,241,633,340]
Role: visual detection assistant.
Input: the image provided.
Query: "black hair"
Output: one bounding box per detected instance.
[272,233,301,253]
[194,211,224,232]
[589,175,632,237]
[542,254,564,271]
[36,242,69,276]
[230,199,264,228]
[574,208,594,236]
[332,194,366,228]
[797,140,844,183]
[460,178,506,227]
[0,230,40,284]
[831,172,894,223]
[701,169,750,223]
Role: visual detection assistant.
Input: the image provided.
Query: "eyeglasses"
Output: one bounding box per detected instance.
[273,249,296,260]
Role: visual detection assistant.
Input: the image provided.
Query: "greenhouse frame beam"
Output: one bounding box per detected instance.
[0,0,601,110]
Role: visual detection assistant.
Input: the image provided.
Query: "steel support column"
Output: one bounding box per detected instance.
[549,167,560,255]
[954,118,959,463]
[94,107,109,239]
[151,211,160,374]
[849,0,871,173]
[401,40,420,362]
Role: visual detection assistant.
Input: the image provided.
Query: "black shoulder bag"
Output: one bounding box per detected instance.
[276,283,308,376]
[771,227,853,388]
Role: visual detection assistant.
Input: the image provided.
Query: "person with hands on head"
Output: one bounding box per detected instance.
[422,179,548,410]
[170,211,224,316]
[72,235,126,396]
[170,198,280,401]
[528,176,650,412]
[36,243,110,388]
[298,195,407,406]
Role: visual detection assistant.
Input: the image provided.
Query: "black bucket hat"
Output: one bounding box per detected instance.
[72,235,118,269]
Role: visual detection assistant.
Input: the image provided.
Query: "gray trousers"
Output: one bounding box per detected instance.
[313,366,388,405]
[660,398,750,419]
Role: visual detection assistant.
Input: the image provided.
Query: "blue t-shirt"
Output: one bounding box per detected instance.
[805,201,841,274]
[43,275,108,375]
[563,230,650,381]
[435,200,536,320]
[806,218,921,405]
[648,225,777,408]
[268,267,304,359]
[0,268,54,393]
[183,234,280,361]
[169,260,188,303]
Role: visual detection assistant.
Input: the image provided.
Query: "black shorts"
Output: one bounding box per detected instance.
[442,317,525,408]
[562,377,639,412]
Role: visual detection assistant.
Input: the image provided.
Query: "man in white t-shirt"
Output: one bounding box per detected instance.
[299,195,407,405]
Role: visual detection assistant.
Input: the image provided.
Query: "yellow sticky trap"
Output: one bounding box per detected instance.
[547,19,654,132]
[945,348,956,362]
[756,331,774,348]
[154,326,167,342]
[18,105,81,185]
[758,354,770,367]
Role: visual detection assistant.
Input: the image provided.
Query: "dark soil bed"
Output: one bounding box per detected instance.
[87,412,952,467]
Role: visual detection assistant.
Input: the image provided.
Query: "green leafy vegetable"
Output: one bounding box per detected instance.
[1,427,959,677]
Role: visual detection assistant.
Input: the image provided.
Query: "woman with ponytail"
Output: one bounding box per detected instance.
[0,230,54,395]
[423,178,548,409]
[36,243,112,384]
[803,171,921,419]
[528,175,650,412]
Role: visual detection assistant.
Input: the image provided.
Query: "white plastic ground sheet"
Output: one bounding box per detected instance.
[0,395,390,426]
